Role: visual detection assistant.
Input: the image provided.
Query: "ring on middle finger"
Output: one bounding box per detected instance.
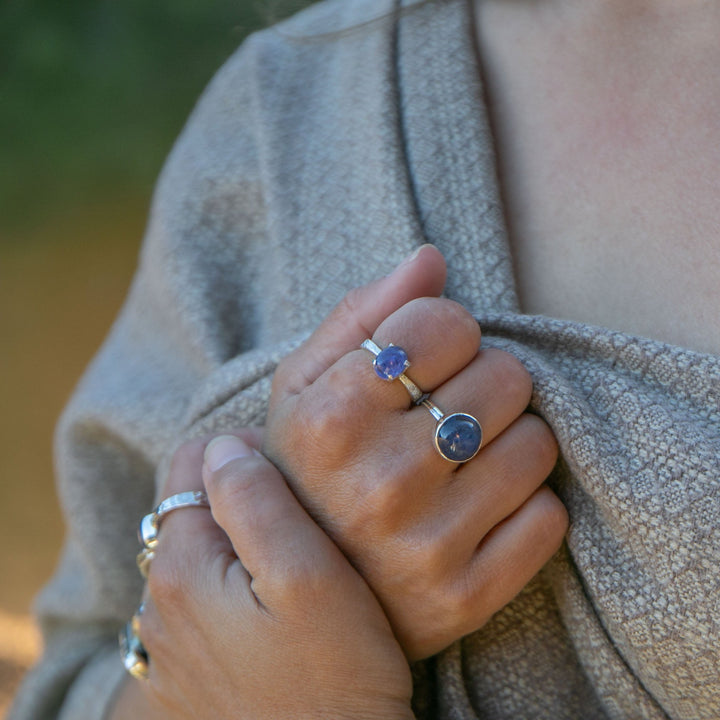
[361,339,424,402]
[420,397,483,464]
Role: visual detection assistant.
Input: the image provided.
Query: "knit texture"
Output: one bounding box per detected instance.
[10,0,720,717]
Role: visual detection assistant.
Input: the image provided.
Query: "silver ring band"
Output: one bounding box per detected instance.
[119,606,149,680]
[361,339,424,403]
[136,547,155,579]
[139,490,210,551]
[420,398,483,464]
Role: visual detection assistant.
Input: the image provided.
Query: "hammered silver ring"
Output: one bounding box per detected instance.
[139,490,210,551]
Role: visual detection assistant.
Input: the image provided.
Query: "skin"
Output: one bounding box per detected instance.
[474,0,720,354]
[109,246,568,717]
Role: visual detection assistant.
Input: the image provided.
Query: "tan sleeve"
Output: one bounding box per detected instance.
[7,31,277,720]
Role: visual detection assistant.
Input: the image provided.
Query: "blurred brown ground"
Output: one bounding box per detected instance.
[0,197,146,716]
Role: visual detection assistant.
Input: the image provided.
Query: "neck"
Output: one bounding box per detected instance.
[475,0,720,69]
[550,0,720,35]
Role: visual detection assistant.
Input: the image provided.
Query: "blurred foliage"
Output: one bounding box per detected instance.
[0,0,308,234]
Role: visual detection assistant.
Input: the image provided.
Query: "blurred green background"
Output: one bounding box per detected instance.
[0,0,306,712]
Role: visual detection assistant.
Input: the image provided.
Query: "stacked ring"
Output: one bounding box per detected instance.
[119,604,148,680]
[135,490,210,579]
[420,398,482,464]
[361,339,424,403]
[361,338,482,464]
[122,490,212,680]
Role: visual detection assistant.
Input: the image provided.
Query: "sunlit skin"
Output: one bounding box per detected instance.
[475,0,720,354]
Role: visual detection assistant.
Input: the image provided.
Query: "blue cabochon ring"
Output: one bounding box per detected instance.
[361,339,424,403]
[420,397,482,464]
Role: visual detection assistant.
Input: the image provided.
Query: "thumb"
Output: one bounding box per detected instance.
[275,244,446,396]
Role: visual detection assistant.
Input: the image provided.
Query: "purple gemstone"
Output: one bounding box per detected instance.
[435,413,482,463]
[373,345,409,381]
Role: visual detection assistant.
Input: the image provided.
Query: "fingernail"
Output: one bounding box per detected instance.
[386,244,432,277]
[204,435,253,472]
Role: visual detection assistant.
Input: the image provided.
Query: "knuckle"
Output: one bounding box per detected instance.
[534,487,570,543]
[146,553,188,613]
[296,374,357,464]
[322,363,364,419]
[349,473,409,534]
[415,539,451,579]
[337,285,366,322]
[399,297,481,348]
[271,347,301,397]
[367,477,405,518]
[264,399,300,471]
[491,350,533,404]
[442,575,483,630]
[333,286,373,341]
[520,414,560,471]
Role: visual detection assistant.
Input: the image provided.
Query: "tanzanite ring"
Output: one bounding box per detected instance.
[361,339,424,403]
[420,398,482,463]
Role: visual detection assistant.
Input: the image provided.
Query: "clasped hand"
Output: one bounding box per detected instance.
[119,246,567,719]
[264,244,567,660]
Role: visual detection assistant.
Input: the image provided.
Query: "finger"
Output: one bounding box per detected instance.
[275,320,485,478]
[147,429,265,601]
[302,295,484,418]
[160,429,264,498]
[267,347,532,523]
[202,435,350,605]
[272,244,446,400]
[368,296,482,399]
[407,348,533,457]
[369,348,533,481]
[458,487,568,636]
[437,414,559,550]
[146,440,240,611]
[155,428,266,555]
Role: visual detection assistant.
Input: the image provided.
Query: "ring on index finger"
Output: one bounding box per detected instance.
[136,490,210,578]
[361,339,424,403]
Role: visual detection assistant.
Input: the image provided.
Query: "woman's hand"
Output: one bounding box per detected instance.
[264,245,569,661]
[111,433,413,720]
